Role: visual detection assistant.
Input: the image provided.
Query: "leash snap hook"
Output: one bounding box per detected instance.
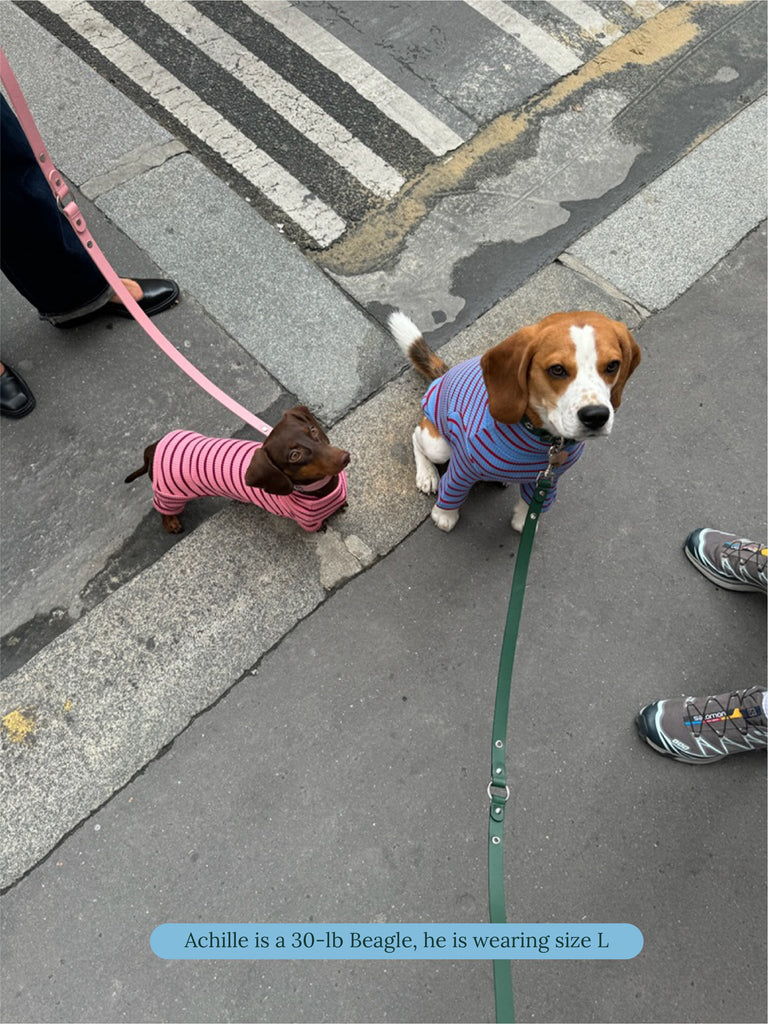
[539,437,567,482]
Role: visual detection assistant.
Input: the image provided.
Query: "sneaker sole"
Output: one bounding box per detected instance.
[683,544,764,592]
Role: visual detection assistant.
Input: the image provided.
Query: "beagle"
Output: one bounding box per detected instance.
[125,405,350,534]
[389,310,640,532]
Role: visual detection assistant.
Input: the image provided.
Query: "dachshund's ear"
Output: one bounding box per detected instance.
[609,321,641,409]
[480,326,538,424]
[288,405,316,423]
[244,448,294,494]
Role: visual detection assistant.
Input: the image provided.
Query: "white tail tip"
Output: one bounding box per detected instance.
[387,310,423,356]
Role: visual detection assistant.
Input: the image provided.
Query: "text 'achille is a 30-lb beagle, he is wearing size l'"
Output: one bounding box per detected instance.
[389,310,641,533]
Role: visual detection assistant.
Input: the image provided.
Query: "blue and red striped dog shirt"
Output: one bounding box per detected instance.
[421,357,585,512]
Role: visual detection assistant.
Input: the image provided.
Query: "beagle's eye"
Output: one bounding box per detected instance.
[547,364,568,379]
[605,360,621,375]
[288,449,303,463]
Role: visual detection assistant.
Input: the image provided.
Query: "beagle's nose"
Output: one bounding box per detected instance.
[577,404,611,430]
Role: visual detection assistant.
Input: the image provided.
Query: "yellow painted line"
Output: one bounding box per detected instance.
[315,1,708,275]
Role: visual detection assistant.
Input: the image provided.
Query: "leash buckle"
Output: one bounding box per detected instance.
[488,781,509,823]
[54,184,87,234]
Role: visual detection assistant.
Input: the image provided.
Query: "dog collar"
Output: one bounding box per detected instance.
[293,476,333,494]
[520,416,575,447]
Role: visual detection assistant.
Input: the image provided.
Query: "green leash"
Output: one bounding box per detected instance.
[487,442,564,1023]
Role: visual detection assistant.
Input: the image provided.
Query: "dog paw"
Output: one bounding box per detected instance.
[431,505,460,532]
[510,499,528,533]
[416,464,439,494]
[162,515,184,534]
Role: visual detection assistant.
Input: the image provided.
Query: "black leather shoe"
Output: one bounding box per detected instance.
[110,278,180,318]
[57,278,180,327]
[0,364,35,418]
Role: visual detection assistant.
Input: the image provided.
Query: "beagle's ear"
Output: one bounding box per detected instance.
[244,448,294,495]
[480,326,538,424]
[610,321,641,409]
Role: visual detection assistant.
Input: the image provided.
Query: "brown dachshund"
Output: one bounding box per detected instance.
[125,405,350,534]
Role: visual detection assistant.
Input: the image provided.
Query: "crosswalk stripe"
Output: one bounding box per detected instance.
[201,0,432,178]
[463,0,582,75]
[142,0,405,200]
[42,0,347,246]
[546,1,622,44]
[626,0,667,12]
[95,0,376,226]
[244,0,465,157]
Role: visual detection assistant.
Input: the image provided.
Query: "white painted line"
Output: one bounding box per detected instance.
[143,0,405,199]
[623,0,664,13]
[245,0,465,156]
[42,0,347,246]
[463,0,581,75]
[546,1,622,44]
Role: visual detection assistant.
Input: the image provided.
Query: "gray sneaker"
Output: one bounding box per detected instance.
[637,687,767,763]
[684,529,767,593]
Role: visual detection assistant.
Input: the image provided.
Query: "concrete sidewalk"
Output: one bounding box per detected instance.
[1,3,766,1023]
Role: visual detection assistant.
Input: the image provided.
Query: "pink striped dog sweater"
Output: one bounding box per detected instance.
[421,357,585,511]
[151,431,348,532]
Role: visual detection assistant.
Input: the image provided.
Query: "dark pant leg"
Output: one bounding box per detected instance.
[0,94,110,320]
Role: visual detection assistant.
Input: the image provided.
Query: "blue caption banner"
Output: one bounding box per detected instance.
[151,923,642,960]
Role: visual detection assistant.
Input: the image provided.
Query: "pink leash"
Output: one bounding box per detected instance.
[0,47,274,438]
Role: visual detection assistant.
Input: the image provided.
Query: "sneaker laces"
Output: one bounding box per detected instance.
[721,539,767,577]
[683,688,766,738]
